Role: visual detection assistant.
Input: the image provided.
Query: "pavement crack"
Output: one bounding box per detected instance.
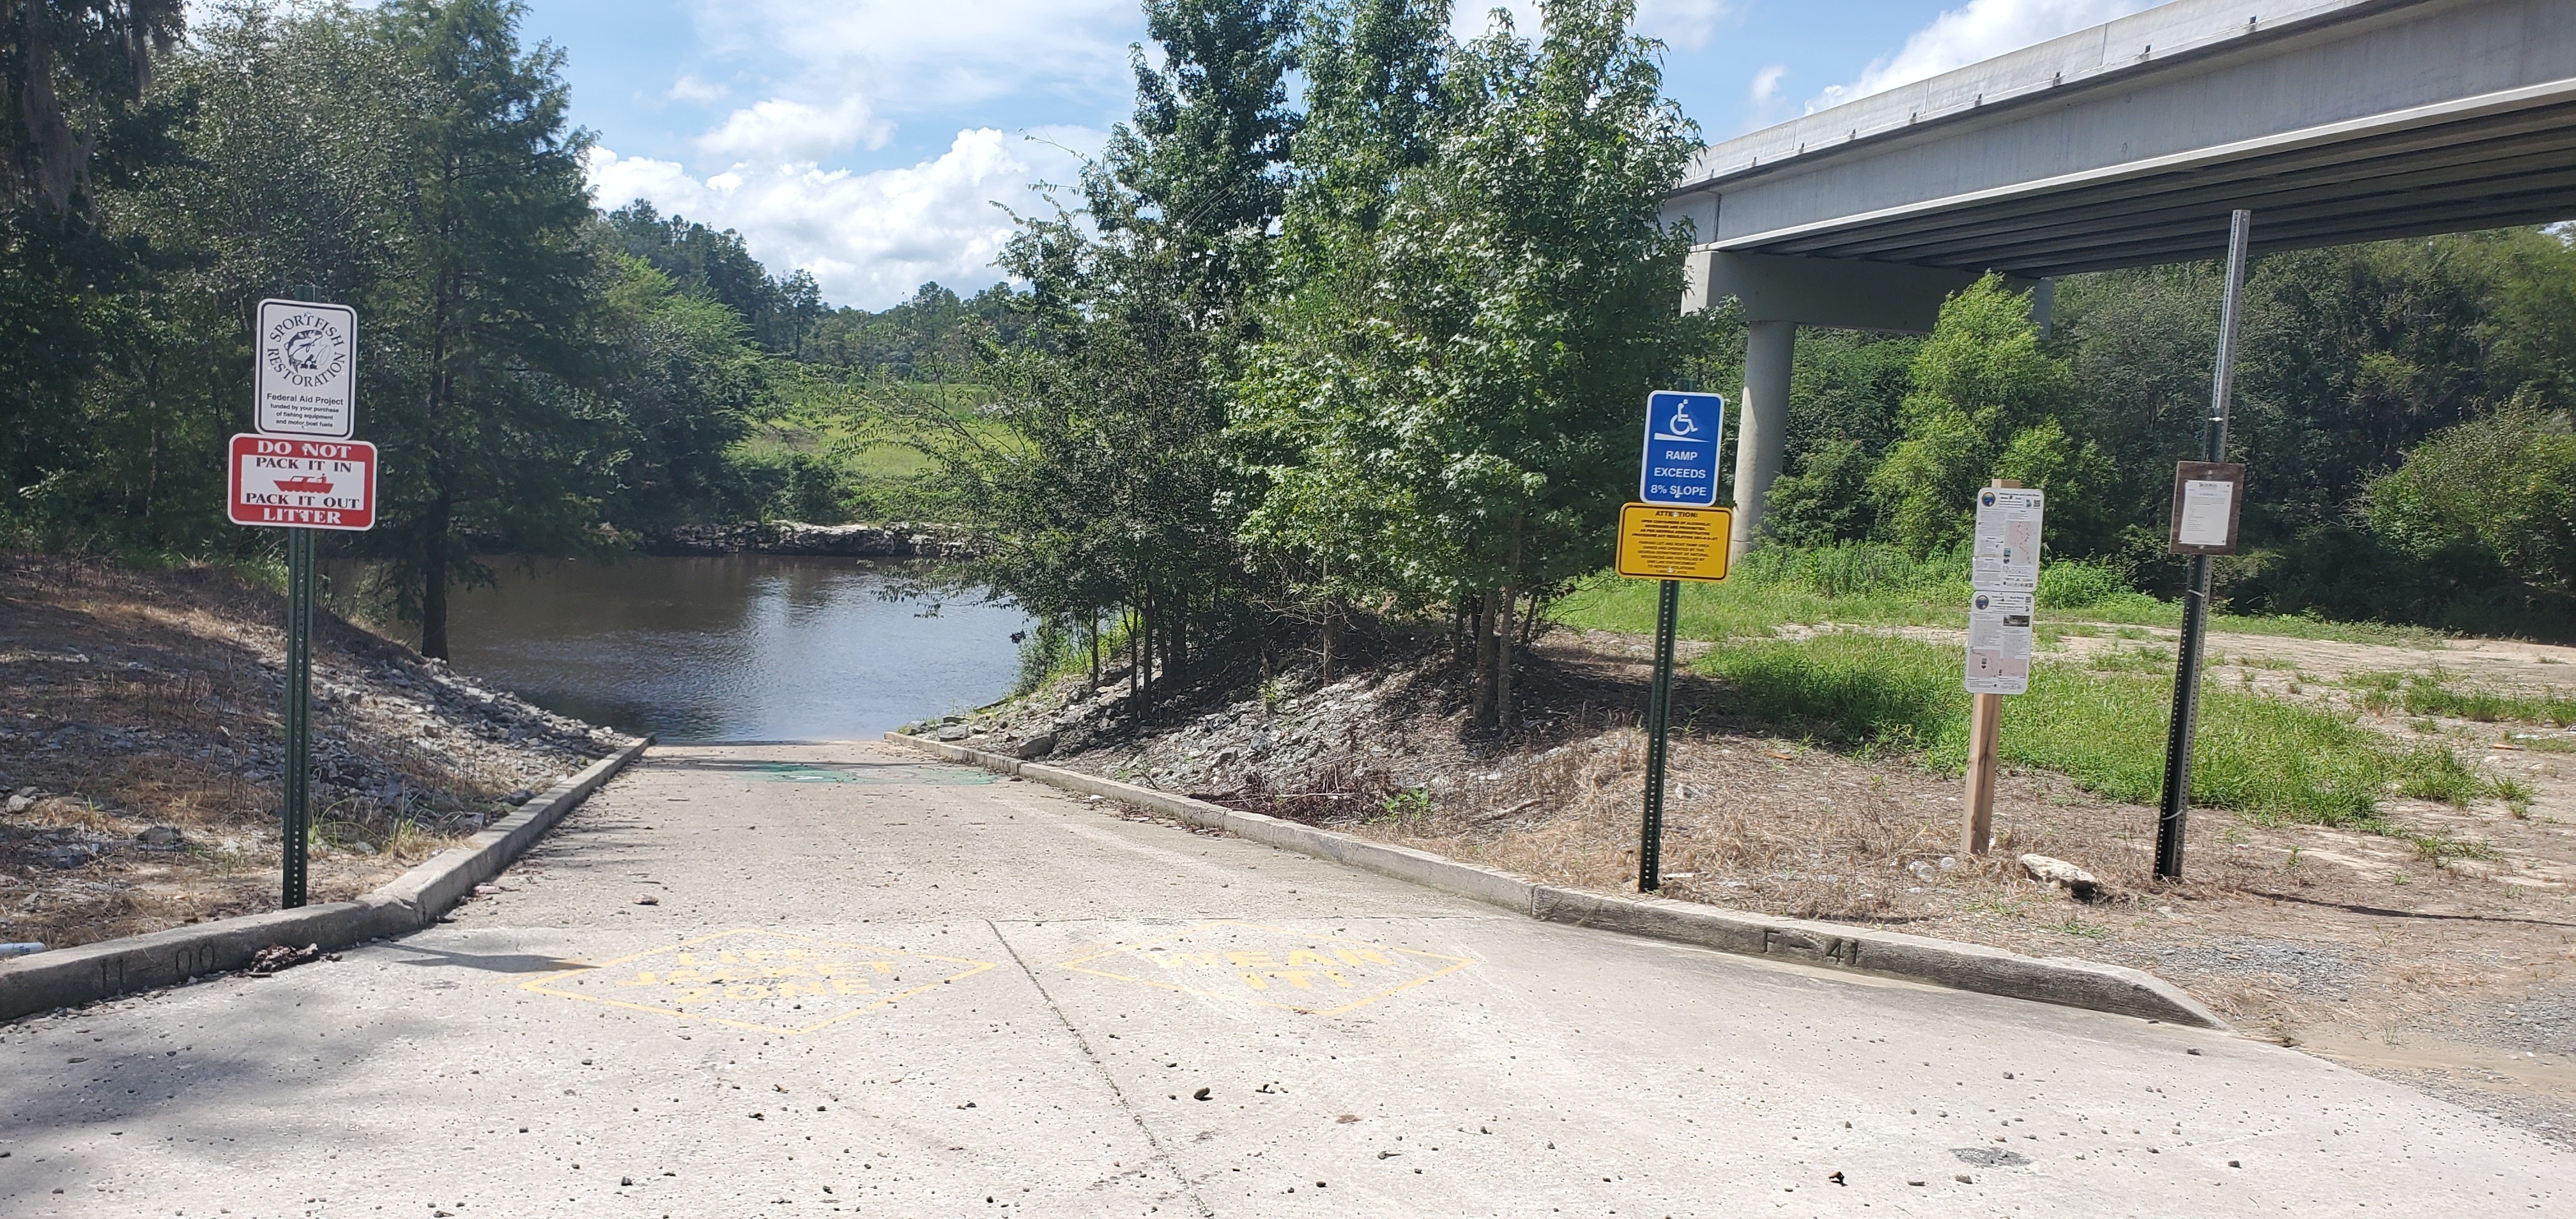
[986,918,1214,1217]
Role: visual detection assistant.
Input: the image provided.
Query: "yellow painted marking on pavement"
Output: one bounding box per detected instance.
[1057,920,1473,1016]
[520,928,995,1036]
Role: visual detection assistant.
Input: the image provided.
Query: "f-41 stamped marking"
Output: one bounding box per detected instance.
[1761,927,1864,968]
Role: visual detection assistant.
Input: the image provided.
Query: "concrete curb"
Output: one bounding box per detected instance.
[891,732,2228,1031]
[0,737,653,1024]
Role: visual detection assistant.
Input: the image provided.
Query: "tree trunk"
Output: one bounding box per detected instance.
[1088,616,1100,687]
[1128,602,1143,720]
[1319,597,1339,684]
[1492,523,1525,732]
[1139,588,1156,710]
[419,485,452,659]
[1472,587,1500,728]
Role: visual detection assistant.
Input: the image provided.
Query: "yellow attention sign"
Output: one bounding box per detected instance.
[520,928,995,1036]
[1059,921,1475,1016]
[1616,502,1732,582]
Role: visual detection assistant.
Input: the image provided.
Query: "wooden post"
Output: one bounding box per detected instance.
[1962,477,2021,856]
[1963,689,2002,855]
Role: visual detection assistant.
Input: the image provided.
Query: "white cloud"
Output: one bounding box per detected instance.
[696,0,1137,114]
[588,128,1094,309]
[667,74,728,105]
[1748,63,1787,105]
[1460,1,1732,50]
[1811,0,2159,111]
[1637,0,1731,49]
[697,96,892,164]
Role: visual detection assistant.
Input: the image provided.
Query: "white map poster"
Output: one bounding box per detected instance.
[1964,591,2034,695]
[1971,487,2044,594]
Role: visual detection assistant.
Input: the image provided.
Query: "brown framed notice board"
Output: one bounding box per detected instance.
[2167,461,2247,556]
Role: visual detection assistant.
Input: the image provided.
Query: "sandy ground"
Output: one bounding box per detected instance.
[0,555,635,951]
[958,622,2576,1148]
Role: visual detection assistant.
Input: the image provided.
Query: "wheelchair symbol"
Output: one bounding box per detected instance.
[1666,402,1699,437]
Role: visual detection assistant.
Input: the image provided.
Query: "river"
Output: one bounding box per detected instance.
[437,556,1030,743]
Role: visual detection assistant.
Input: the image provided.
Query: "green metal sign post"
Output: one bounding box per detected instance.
[233,286,370,910]
[1625,386,1731,895]
[282,526,314,907]
[2155,210,2254,882]
[1638,578,1681,892]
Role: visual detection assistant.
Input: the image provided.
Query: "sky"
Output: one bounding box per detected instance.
[525,0,2161,310]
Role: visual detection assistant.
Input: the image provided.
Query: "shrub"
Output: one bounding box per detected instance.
[1695,633,2517,828]
[2034,560,2132,609]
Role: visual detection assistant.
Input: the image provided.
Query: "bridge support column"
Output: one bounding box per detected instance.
[1730,319,1797,561]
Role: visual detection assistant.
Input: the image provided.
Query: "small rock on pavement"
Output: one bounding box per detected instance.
[636,894,659,905]
[247,943,335,976]
[136,825,184,847]
[1015,734,1057,761]
[2020,854,2106,900]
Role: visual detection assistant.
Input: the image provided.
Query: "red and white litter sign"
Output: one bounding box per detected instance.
[227,434,377,531]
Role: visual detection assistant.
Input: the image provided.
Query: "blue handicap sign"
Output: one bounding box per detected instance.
[1637,390,1724,507]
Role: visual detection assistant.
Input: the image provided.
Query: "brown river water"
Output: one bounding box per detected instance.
[437,555,1029,742]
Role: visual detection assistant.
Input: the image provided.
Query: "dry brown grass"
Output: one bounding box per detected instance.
[0,554,605,951]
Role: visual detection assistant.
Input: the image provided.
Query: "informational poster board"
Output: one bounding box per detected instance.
[1614,503,1731,582]
[1964,590,2034,695]
[1970,487,2044,593]
[2167,461,2246,556]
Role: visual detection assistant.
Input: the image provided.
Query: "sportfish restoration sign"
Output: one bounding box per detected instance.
[227,434,377,530]
[255,298,357,438]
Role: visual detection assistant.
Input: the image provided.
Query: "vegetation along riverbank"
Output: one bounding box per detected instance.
[0,555,636,953]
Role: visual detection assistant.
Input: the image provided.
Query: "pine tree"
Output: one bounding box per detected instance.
[351,0,608,657]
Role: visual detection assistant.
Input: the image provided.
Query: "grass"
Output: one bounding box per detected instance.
[2345,671,2576,726]
[1689,632,2518,829]
[1554,546,2445,648]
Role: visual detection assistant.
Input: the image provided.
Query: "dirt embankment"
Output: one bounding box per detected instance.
[933,622,2576,1147]
[0,555,637,952]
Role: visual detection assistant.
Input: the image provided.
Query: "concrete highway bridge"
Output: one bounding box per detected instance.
[1660,0,2576,556]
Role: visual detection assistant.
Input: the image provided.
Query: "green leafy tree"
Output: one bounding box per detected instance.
[605,199,823,355]
[0,0,185,539]
[594,256,764,535]
[1240,0,1698,728]
[344,0,610,657]
[1867,275,2112,557]
[1,0,182,215]
[1757,329,1922,546]
[917,0,1299,711]
[2368,398,2576,592]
